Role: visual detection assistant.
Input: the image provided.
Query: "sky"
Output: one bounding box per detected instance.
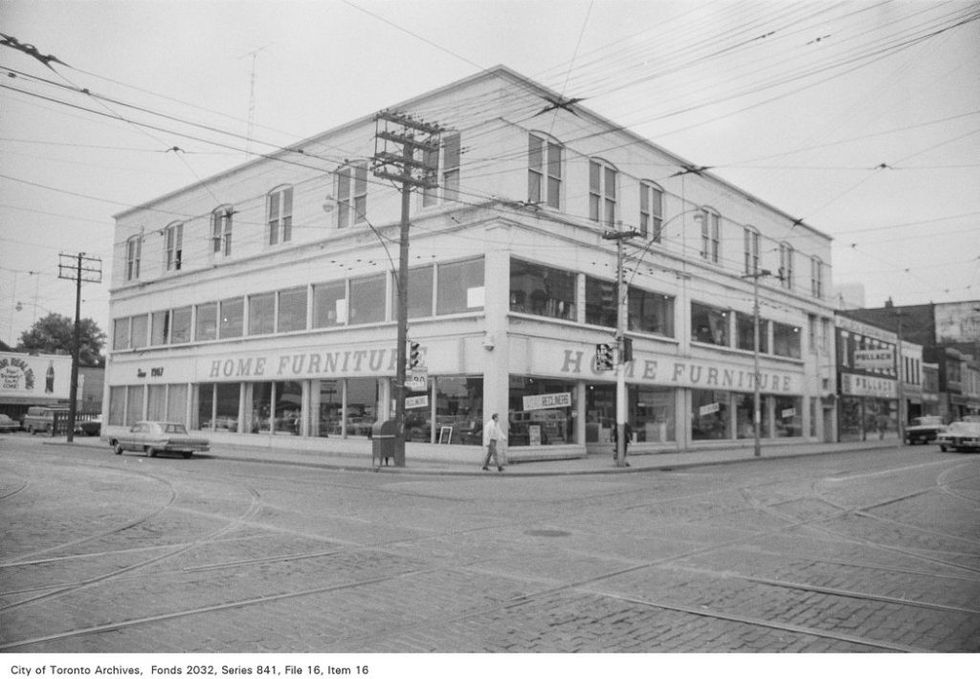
[1,0,979,348]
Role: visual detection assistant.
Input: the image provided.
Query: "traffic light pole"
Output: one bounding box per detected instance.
[602,229,637,467]
[372,111,442,466]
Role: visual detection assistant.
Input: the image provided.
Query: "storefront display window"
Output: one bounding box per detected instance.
[346,378,378,437]
[692,389,730,440]
[171,307,192,344]
[773,322,802,359]
[736,312,768,353]
[125,385,144,426]
[277,287,307,333]
[349,275,386,325]
[168,384,188,427]
[248,293,275,336]
[735,392,770,439]
[248,381,301,434]
[148,385,167,421]
[437,258,484,315]
[508,377,576,446]
[196,302,217,341]
[628,287,675,337]
[631,386,675,442]
[585,277,617,328]
[220,297,243,338]
[314,380,342,437]
[108,386,125,425]
[313,281,347,327]
[435,377,483,445]
[775,395,803,437]
[691,302,730,346]
[840,395,863,441]
[510,258,576,321]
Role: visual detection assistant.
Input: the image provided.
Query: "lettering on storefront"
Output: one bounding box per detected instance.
[205,348,401,380]
[559,349,798,393]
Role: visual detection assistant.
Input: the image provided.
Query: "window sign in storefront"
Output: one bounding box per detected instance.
[509,377,576,447]
[692,389,730,440]
[523,392,572,411]
[775,396,803,437]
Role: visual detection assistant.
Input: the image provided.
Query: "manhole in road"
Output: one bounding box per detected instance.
[524,529,572,538]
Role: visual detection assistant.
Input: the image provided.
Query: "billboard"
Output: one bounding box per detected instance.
[935,302,980,343]
[0,353,72,401]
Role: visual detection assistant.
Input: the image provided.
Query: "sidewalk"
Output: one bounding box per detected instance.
[44,434,900,476]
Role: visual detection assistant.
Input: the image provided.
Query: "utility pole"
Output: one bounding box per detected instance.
[372,110,442,466]
[602,228,638,467]
[58,252,102,442]
[742,268,772,457]
[895,309,905,443]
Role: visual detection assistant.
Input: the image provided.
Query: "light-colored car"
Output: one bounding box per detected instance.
[108,421,210,459]
[936,420,980,453]
[904,415,946,445]
[0,414,20,432]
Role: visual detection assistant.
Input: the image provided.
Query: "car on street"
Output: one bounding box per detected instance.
[936,420,980,453]
[904,415,946,444]
[108,421,210,458]
[0,414,21,432]
[77,414,102,436]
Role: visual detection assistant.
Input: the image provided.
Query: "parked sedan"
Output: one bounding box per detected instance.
[904,415,946,445]
[936,420,980,453]
[109,421,210,458]
[0,414,20,432]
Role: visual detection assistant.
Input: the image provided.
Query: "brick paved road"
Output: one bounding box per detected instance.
[1,436,978,653]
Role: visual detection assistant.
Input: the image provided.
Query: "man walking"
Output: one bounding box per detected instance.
[482,412,505,472]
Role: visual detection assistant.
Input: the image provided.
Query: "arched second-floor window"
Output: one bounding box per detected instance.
[589,158,617,227]
[163,221,183,272]
[528,132,563,209]
[125,235,142,281]
[640,181,664,242]
[267,185,293,245]
[336,161,367,229]
[211,205,233,257]
[699,207,721,264]
[743,225,760,275]
[779,242,794,290]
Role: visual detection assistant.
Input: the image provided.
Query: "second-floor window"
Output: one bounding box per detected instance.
[743,227,760,275]
[267,186,293,245]
[779,242,794,290]
[164,223,183,271]
[211,206,233,256]
[589,159,616,227]
[811,256,824,298]
[423,133,462,207]
[337,162,367,228]
[528,133,562,209]
[640,182,664,241]
[126,235,141,281]
[700,209,721,264]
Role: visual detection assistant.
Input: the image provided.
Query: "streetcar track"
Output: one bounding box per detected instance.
[3,445,977,652]
[0,484,264,612]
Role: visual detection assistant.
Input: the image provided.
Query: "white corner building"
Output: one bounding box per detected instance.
[106,67,838,461]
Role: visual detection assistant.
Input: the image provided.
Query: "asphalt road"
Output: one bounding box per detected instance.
[1,434,978,654]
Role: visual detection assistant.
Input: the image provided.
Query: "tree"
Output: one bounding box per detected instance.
[16,313,106,367]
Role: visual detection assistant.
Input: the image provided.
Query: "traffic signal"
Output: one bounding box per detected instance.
[408,341,421,369]
[621,337,633,363]
[595,343,614,371]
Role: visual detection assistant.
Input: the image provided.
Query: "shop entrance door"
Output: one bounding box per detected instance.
[586,383,616,455]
